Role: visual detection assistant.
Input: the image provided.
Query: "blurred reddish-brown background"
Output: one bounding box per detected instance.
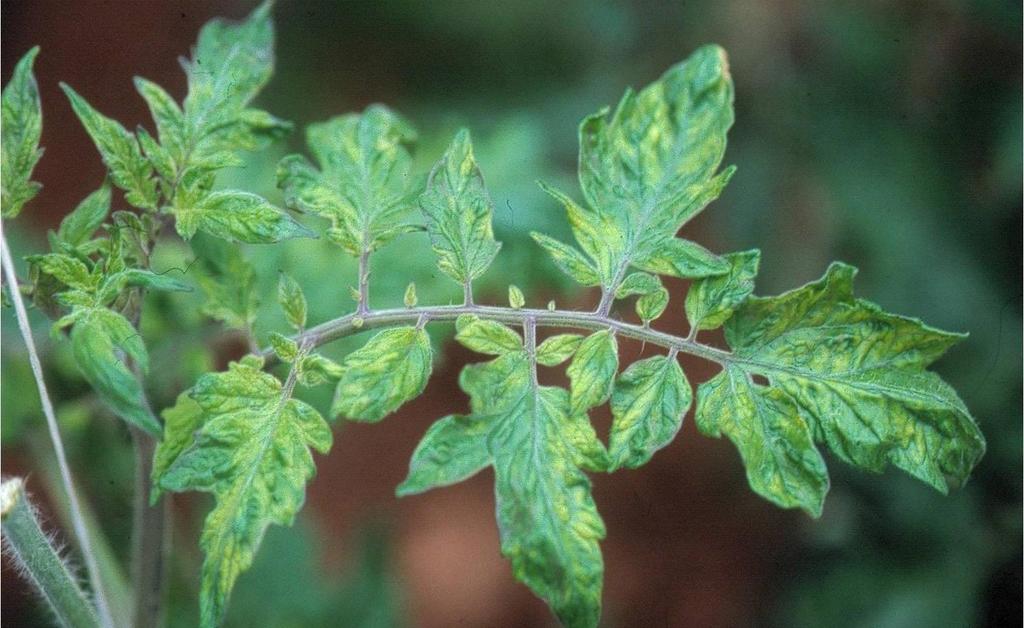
[3,1,1020,627]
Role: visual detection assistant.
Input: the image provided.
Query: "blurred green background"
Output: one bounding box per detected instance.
[2,1,1019,626]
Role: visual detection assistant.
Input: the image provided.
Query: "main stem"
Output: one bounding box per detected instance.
[124,239,168,628]
[129,426,167,628]
[262,302,733,367]
[0,223,115,628]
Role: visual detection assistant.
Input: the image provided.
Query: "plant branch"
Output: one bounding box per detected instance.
[261,303,734,367]
[1,478,101,628]
[1,222,116,628]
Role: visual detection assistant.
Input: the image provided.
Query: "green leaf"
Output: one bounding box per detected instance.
[183,2,274,125]
[455,314,522,355]
[277,106,421,256]
[396,414,491,496]
[268,332,299,363]
[614,271,660,299]
[332,327,432,422]
[529,232,601,287]
[686,249,760,330]
[721,262,985,492]
[136,126,176,182]
[191,234,259,331]
[459,351,532,414]
[295,353,343,387]
[159,356,332,627]
[57,184,111,247]
[123,2,290,218]
[101,268,192,297]
[2,47,43,218]
[535,333,583,367]
[538,182,621,286]
[277,272,307,331]
[492,385,606,628]
[631,236,729,279]
[61,84,159,210]
[696,366,828,516]
[27,253,96,291]
[133,76,185,163]
[608,355,690,470]
[636,287,669,324]
[403,282,417,308]
[575,45,734,290]
[70,308,160,435]
[151,392,203,504]
[419,129,502,285]
[175,189,314,243]
[508,284,525,309]
[566,330,618,415]
[404,348,607,627]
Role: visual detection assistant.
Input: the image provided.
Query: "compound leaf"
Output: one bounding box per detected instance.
[159,356,332,627]
[332,327,432,422]
[2,47,43,218]
[608,355,690,470]
[696,366,828,516]
[420,129,502,285]
[721,262,985,492]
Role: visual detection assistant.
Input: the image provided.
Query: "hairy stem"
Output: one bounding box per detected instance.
[0,223,115,628]
[595,287,615,318]
[261,303,733,367]
[1,478,101,628]
[129,427,167,628]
